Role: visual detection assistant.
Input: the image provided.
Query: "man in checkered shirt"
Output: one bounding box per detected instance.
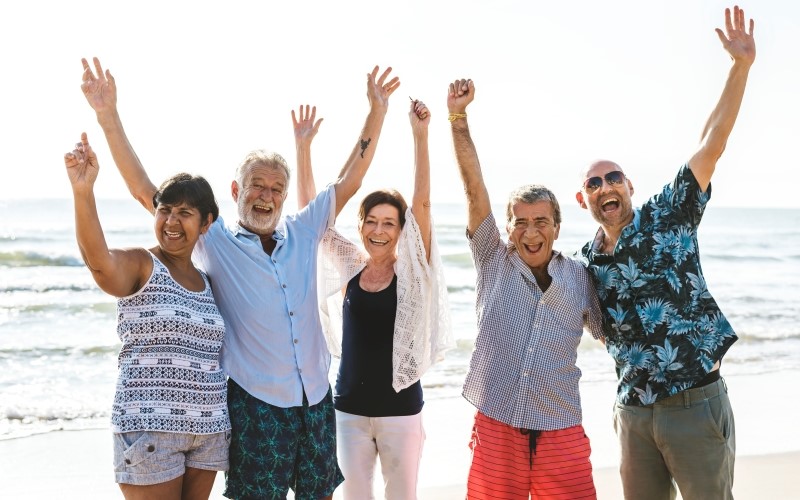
[447,78,605,500]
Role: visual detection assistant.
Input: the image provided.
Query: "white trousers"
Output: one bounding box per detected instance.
[335,409,425,500]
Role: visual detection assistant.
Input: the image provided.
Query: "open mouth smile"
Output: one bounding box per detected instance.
[601,197,620,212]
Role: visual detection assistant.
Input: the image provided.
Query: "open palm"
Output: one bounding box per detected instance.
[81,57,117,113]
[366,66,400,110]
[716,6,756,64]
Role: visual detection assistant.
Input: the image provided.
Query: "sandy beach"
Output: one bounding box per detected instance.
[2,371,798,499]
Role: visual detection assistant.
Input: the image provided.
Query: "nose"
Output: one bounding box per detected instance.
[166,211,179,224]
[596,178,617,194]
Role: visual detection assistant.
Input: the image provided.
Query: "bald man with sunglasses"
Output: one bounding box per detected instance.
[575,6,755,500]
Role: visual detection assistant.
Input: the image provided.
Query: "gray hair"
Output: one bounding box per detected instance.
[505,184,562,225]
[235,150,291,186]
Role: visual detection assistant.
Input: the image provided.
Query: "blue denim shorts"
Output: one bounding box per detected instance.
[113,430,231,486]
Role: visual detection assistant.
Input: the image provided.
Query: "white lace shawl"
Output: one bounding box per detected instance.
[318,208,454,392]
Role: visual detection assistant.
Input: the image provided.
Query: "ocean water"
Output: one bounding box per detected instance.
[1,198,799,440]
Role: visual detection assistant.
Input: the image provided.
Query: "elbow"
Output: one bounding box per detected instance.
[337,176,362,202]
[697,138,727,164]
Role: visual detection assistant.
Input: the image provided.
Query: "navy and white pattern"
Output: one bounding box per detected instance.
[463,214,604,431]
[113,252,229,434]
[580,165,737,406]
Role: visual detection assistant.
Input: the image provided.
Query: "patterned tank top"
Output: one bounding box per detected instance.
[112,252,229,434]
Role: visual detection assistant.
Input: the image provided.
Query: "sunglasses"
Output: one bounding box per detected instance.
[582,171,626,193]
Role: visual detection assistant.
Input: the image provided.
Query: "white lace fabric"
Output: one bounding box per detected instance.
[318,208,454,392]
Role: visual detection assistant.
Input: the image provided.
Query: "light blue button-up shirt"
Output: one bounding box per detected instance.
[194,185,335,407]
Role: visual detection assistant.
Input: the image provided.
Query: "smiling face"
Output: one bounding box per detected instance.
[233,163,288,235]
[576,160,635,231]
[507,200,560,275]
[359,203,402,260]
[154,201,210,255]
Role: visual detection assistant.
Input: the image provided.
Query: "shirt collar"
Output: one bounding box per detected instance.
[590,208,641,254]
[231,221,285,242]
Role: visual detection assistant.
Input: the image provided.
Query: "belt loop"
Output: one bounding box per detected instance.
[721,376,728,393]
[683,390,690,409]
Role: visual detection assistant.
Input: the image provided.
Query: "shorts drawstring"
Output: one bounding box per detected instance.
[519,428,542,468]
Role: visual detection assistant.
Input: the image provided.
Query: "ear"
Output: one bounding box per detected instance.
[231,180,240,202]
[200,213,213,234]
[627,179,634,196]
[575,191,588,210]
[553,223,561,240]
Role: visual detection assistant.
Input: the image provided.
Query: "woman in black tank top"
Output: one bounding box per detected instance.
[295,98,451,499]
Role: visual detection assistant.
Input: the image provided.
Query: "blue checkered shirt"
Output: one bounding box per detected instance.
[462,214,604,430]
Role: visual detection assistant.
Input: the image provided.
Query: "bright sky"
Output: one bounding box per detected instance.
[3,0,797,212]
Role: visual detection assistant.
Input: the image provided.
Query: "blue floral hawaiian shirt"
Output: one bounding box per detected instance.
[580,165,737,406]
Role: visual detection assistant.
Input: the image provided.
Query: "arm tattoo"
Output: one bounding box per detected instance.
[359,138,372,158]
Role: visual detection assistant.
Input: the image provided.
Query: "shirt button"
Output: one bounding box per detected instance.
[527,348,532,353]
[272,259,277,263]
[523,372,529,377]
[147,444,155,452]
[282,284,287,288]
[289,311,294,316]
[298,368,302,374]
[294,339,299,344]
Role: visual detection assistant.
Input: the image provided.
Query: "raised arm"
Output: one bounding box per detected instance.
[293,104,323,210]
[448,79,490,235]
[81,57,157,213]
[64,133,150,297]
[409,98,432,261]
[688,5,756,191]
[332,66,400,216]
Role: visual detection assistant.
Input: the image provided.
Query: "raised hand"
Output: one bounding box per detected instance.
[447,78,474,114]
[81,57,118,114]
[366,66,400,111]
[409,98,430,133]
[64,132,99,188]
[715,6,756,65]
[292,104,323,149]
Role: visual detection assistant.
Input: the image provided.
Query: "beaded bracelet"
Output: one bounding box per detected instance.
[448,113,468,122]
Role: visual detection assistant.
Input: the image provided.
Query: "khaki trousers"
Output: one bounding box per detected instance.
[613,378,735,500]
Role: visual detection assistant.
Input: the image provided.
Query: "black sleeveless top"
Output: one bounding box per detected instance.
[333,271,423,416]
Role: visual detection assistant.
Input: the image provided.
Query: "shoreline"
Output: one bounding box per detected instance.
[3,371,797,498]
[0,425,796,499]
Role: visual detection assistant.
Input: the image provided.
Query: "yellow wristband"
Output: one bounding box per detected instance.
[448,113,467,122]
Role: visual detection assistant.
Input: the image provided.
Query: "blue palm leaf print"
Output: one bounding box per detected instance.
[623,342,653,373]
[653,338,683,373]
[697,351,716,372]
[651,232,672,257]
[618,257,647,289]
[676,226,695,255]
[607,304,630,325]
[634,384,658,405]
[636,298,676,335]
[687,272,712,303]
[592,265,619,298]
[667,316,695,336]
[664,268,682,292]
